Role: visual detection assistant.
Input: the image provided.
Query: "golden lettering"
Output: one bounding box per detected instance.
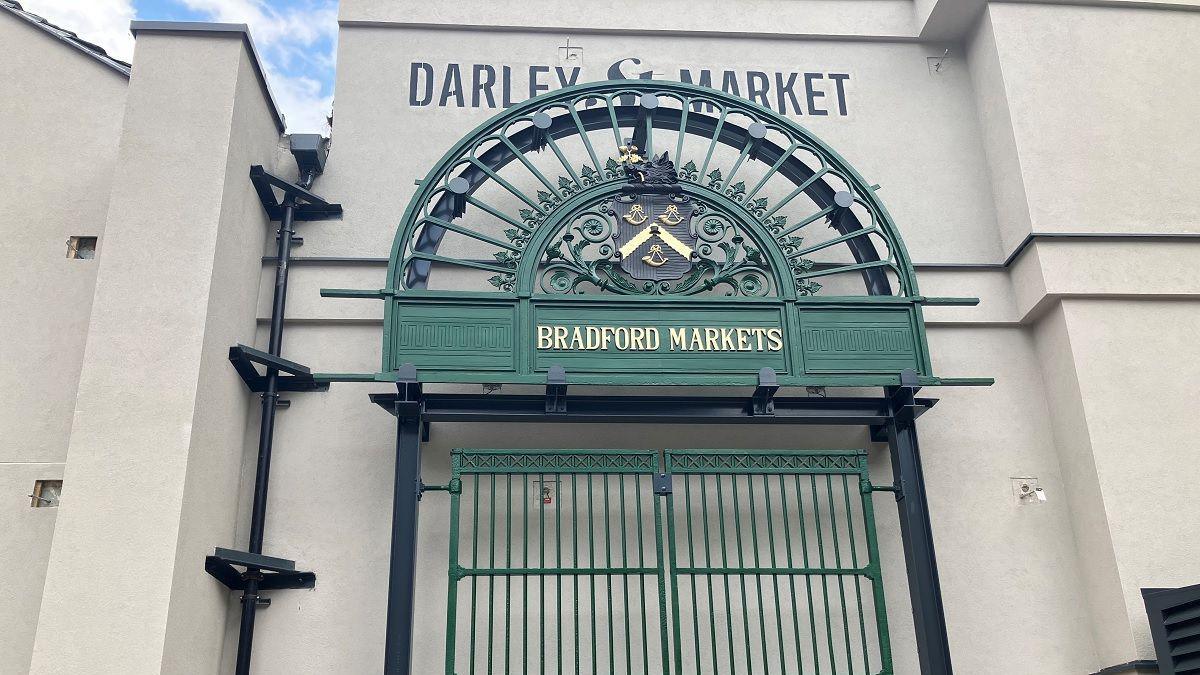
[669,327,687,351]
[535,324,781,352]
[720,328,735,351]
[766,328,784,351]
[614,326,631,351]
[736,328,751,351]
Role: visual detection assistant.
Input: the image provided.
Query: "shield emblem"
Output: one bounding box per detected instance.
[611,193,698,281]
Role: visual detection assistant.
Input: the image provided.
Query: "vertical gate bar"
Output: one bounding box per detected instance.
[651,455,672,675]
[573,473,581,675]
[663,464,684,675]
[730,475,755,675]
[746,474,771,675]
[825,474,853,673]
[840,473,870,672]
[683,475,703,671]
[635,473,650,675]
[858,455,892,673]
[505,474,513,673]
[557,472,564,675]
[809,474,836,672]
[524,474,530,675]
[792,474,820,673]
[587,476,597,675]
[886,411,953,675]
[619,475,632,675]
[488,473,497,675]
[700,476,720,675]
[714,475,737,675]
[470,473,481,675]
[445,455,463,675]
[540,472,547,675]
[776,474,805,674]
[761,474,789,675]
[603,474,614,675]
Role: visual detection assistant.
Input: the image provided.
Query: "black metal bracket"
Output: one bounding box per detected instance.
[204,547,315,593]
[546,365,567,413]
[228,344,329,393]
[653,472,672,496]
[419,478,462,498]
[249,165,342,222]
[889,369,927,426]
[393,363,423,419]
[751,367,779,416]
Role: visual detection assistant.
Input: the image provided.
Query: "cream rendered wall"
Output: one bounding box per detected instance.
[0,11,126,675]
[979,3,1200,250]
[1036,299,1200,663]
[29,30,285,674]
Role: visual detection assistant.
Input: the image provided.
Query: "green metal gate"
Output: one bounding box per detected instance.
[445,449,891,675]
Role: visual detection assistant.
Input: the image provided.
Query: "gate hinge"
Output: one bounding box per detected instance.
[870,482,903,501]
[419,478,461,498]
[653,472,672,496]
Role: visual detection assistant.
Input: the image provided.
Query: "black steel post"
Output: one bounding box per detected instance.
[384,369,423,675]
[886,384,954,675]
[234,167,317,675]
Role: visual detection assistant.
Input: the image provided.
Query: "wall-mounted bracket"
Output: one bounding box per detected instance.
[249,165,343,222]
[228,344,329,393]
[546,365,567,413]
[204,547,315,593]
[751,367,779,416]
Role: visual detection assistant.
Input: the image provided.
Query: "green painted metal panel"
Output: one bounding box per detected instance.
[387,300,516,372]
[445,449,892,674]
[797,307,920,375]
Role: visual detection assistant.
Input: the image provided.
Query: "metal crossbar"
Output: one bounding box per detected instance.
[445,449,891,675]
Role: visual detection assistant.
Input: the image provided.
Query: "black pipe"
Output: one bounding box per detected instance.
[235,165,318,675]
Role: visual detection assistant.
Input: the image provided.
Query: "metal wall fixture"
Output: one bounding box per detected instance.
[204,133,341,675]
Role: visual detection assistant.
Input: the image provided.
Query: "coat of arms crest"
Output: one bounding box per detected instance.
[609,144,698,281]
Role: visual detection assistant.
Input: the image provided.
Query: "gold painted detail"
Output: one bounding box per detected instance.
[659,204,683,225]
[617,143,642,165]
[641,244,668,267]
[622,204,648,225]
[536,325,784,352]
[617,224,694,260]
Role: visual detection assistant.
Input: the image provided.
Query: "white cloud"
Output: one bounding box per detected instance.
[175,0,338,134]
[19,0,338,134]
[17,0,136,62]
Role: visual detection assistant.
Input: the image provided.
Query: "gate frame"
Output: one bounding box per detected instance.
[372,372,951,674]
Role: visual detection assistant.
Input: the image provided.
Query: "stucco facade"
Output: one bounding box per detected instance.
[2,1,1199,674]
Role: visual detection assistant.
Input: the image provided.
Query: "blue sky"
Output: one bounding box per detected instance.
[20,0,338,133]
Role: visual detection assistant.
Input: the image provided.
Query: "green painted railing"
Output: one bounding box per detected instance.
[445,449,891,674]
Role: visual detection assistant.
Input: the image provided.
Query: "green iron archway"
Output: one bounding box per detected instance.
[322,79,991,675]
[325,80,981,388]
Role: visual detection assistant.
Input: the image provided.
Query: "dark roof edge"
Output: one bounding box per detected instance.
[0,0,131,77]
[130,21,286,134]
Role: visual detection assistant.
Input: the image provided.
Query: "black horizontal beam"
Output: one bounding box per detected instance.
[369,393,936,426]
[228,345,330,393]
[250,165,343,222]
